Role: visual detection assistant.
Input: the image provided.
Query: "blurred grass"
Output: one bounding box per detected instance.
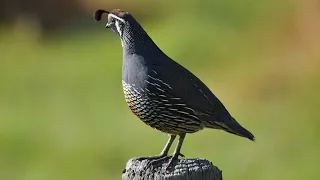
[1,0,320,180]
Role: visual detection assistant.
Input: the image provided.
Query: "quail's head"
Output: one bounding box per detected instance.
[93,9,133,37]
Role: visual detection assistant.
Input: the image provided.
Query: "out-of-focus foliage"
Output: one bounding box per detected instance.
[1,0,319,180]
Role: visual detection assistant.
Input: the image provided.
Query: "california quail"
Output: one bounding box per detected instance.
[94,9,255,168]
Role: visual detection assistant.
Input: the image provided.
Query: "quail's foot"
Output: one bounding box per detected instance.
[146,155,172,168]
[165,152,182,170]
[144,152,184,170]
[135,152,168,161]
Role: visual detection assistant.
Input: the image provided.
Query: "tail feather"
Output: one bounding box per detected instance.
[231,125,255,141]
[227,117,255,141]
[205,116,255,141]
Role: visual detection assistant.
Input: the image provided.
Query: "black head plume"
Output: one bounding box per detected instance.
[93,9,109,21]
[93,9,144,41]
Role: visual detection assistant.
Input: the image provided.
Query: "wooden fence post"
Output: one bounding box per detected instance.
[122,157,222,180]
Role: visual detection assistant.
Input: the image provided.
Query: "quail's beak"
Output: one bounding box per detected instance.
[106,22,113,28]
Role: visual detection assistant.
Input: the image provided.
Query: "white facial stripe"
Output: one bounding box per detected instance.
[108,14,125,23]
[115,21,122,36]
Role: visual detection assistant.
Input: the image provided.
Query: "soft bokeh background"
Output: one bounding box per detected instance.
[1,0,319,179]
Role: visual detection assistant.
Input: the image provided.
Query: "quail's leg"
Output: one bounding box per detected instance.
[136,134,176,161]
[166,133,186,169]
[145,134,186,169]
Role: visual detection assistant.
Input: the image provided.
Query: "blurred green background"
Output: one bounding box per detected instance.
[1,0,319,179]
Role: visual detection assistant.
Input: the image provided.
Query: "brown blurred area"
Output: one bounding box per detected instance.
[0,0,84,33]
[236,0,320,102]
[0,0,164,35]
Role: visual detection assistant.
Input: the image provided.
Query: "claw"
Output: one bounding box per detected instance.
[145,156,171,169]
[165,154,180,170]
[135,153,167,161]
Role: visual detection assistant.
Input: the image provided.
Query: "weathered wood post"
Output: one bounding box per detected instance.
[122,157,222,180]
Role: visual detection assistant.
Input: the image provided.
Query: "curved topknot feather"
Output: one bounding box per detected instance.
[93,9,109,21]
